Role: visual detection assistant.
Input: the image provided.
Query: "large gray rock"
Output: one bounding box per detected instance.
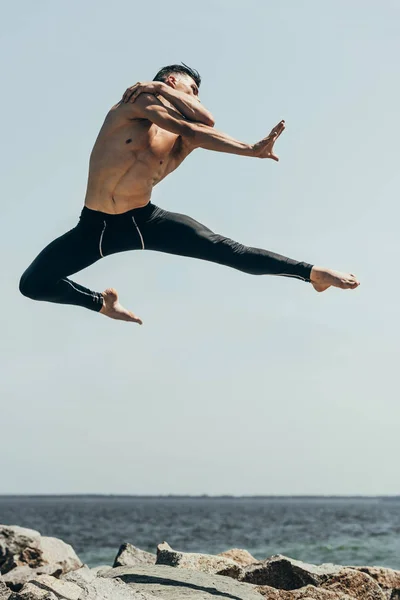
[0,525,82,592]
[102,564,265,600]
[0,526,81,576]
[156,541,243,578]
[12,569,154,600]
[240,555,343,588]
[35,536,81,574]
[65,564,261,600]
[64,566,166,600]
[113,543,156,568]
[0,527,41,574]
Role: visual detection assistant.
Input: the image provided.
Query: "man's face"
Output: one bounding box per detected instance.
[166,73,199,99]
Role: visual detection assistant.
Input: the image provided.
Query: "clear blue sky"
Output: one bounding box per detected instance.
[1,0,399,495]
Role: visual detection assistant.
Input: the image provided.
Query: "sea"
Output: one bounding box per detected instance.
[0,496,399,570]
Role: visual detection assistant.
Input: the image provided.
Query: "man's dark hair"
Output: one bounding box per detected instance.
[153,63,201,88]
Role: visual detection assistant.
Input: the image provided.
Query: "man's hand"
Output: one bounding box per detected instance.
[252,120,285,160]
[122,81,165,103]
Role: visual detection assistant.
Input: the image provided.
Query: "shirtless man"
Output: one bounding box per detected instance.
[19,63,359,324]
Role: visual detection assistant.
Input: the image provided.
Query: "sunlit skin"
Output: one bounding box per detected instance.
[83,73,359,322]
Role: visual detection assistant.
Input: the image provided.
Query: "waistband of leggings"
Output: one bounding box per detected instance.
[80,202,155,222]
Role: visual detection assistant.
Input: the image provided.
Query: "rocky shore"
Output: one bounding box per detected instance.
[1,524,399,600]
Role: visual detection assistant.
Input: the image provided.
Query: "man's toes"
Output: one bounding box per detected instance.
[130,313,143,324]
[347,280,359,289]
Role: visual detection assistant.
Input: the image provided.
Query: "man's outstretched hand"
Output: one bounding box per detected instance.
[252,120,285,160]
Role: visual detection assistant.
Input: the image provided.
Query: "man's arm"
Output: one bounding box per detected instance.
[122,81,215,126]
[157,84,215,127]
[122,94,285,160]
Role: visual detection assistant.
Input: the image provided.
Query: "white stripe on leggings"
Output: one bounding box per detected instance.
[61,278,95,298]
[132,216,145,249]
[99,220,107,258]
[276,273,308,281]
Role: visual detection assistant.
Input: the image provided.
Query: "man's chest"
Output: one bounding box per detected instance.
[147,125,180,159]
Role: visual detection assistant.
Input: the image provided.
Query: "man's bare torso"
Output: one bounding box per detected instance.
[84,101,191,214]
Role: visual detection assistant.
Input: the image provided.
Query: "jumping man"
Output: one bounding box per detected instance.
[19,64,360,324]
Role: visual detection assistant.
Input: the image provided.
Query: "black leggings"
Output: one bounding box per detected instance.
[19,203,313,312]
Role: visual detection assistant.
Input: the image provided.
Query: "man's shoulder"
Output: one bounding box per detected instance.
[107,101,133,120]
[108,94,159,123]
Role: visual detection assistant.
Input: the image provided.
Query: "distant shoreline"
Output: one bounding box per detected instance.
[1,494,399,500]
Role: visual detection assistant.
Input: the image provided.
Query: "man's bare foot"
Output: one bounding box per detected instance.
[310,267,360,293]
[99,288,143,323]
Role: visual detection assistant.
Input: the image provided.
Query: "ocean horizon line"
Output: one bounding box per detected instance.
[1,494,399,500]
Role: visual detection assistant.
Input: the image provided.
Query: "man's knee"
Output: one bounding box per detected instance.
[19,269,47,300]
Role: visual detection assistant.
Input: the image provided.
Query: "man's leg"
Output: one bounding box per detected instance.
[19,225,104,311]
[19,209,143,321]
[142,207,313,280]
[140,206,359,291]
